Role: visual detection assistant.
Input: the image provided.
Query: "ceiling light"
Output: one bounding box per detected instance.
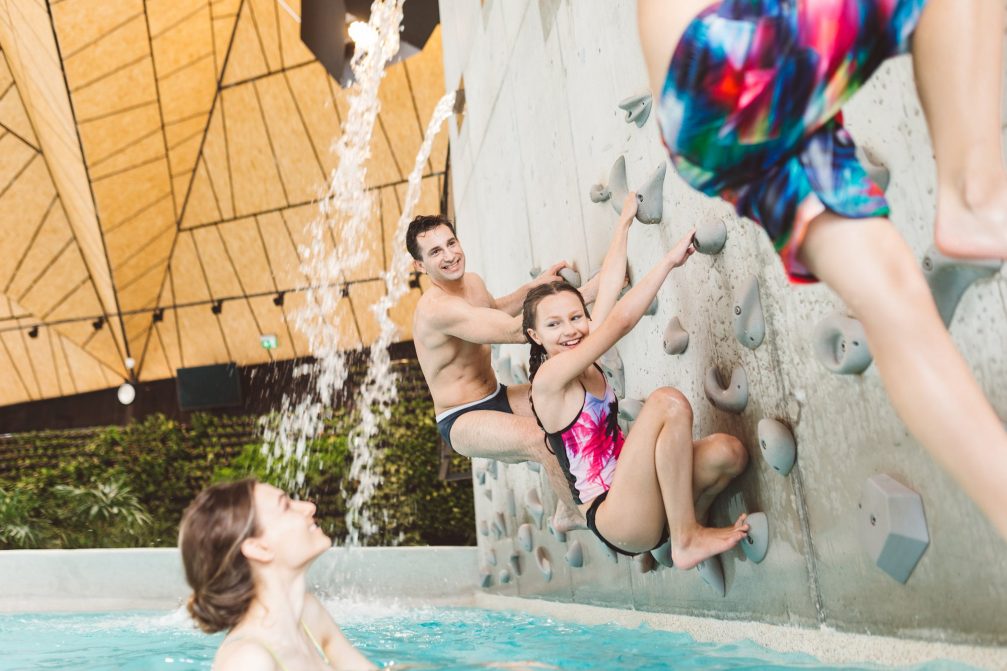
[273,292,285,307]
[152,308,165,323]
[117,382,136,406]
[340,285,350,298]
[211,300,223,315]
[27,325,39,338]
[92,316,105,331]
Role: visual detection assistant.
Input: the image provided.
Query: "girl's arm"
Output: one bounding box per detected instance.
[534,230,696,394]
[589,192,638,325]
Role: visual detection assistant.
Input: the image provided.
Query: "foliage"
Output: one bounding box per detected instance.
[52,478,152,547]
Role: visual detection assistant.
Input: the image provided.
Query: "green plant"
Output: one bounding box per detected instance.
[0,487,46,549]
[53,478,152,547]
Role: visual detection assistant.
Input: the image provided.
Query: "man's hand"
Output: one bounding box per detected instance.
[532,260,569,287]
[666,228,697,268]
[620,191,639,223]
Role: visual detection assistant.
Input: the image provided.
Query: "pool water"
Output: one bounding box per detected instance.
[0,603,972,671]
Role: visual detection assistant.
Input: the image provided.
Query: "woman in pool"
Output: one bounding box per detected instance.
[523,194,750,568]
[179,478,375,670]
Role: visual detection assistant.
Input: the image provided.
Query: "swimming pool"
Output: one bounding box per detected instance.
[0,602,976,671]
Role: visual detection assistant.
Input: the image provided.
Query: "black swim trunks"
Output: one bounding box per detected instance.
[586,490,670,557]
[436,384,513,451]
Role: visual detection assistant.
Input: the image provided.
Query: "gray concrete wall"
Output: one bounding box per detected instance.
[0,547,477,612]
[439,0,1007,645]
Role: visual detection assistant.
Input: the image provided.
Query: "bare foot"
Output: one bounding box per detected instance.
[551,500,587,534]
[670,514,749,571]
[934,187,1007,260]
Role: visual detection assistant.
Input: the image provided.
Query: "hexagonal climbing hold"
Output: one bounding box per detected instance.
[564,540,584,568]
[696,555,725,597]
[740,512,769,564]
[650,540,673,568]
[598,348,626,399]
[517,523,534,552]
[535,546,553,582]
[733,275,765,350]
[617,398,643,424]
[704,366,749,414]
[757,419,796,477]
[498,568,512,584]
[663,317,689,355]
[921,246,1002,327]
[618,92,653,127]
[812,313,872,375]
[508,549,522,576]
[479,565,493,588]
[559,267,581,288]
[859,474,930,584]
[525,488,545,528]
[492,512,506,539]
[485,548,497,566]
[695,218,727,255]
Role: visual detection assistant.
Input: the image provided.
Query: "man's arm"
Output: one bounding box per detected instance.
[428,292,526,344]
[493,261,568,316]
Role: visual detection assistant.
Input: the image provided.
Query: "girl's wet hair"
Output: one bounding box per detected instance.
[178,478,260,633]
[522,280,590,380]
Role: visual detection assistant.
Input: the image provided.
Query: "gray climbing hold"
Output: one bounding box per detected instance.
[856,146,890,192]
[922,246,1002,327]
[506,490,517,518]
[650,540,674,568]
[757,419,796,476]
[509,550,522,576]
[597,347,626,399]
[608,156,629,215]
[618,92,653,127]
[526,460,541,473]
[695,219,727,255]
[618,398,643,424]
[812,312,873,375]
[478,520,489,536]
[564,540,584,568]
[475,468,487,486]
[494,354,514,385]
[479,565,493,588]
[696,555,726,597]
[492,512,506,539]
[663,317,689,355]
[596,536,619,563]
[859,474,930,584]
[511,360,529,384]
[526,488,545,528]
[589,183,611,203]
[486,460,498,479]
[559,267,581,288]
[635,163,667,225]
[740,512,769,564]
[517,523,534,552]
[704,366,749,414]
[483,488,493,502]
[634,552,656,574]
[535,547,553,582]
[733,275,765,350]
[485,548,498,566]
[548,520,567,543]
[529,267,541,279]
[498,568,511,584]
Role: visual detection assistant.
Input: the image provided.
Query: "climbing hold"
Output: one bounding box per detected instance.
[589,183,611,203]
[650,540,673,568]
[607,156,629,215]
[475,468,487,486]
[486,460,498,479]
[529,267,541,279]
[856,146,890,192]
[617,92,653,127]
[740,512,769,564]
[509,550,522,576]
[617,398,643,424]
[548,520,567,543]
[694,219,727,255]
[595,536,619,563]
[733,275,765,350]
[663,317,689,355]
[559,267,582,288]
[564,540,584,568]
[526,488,545,528]
[526,460,541,473]
[517,523,534,552]
[597,347,626,399]
[494,354,514,385]
[812,313,873,375]
[478,520,489,537]
[535,547,553,582]
[634,552,656,574]
[479,566,493,588]
[859,474,930,584]
[483,488,493,502]
[921,246,1002,327]
[757,419,796,476]
[704,366,749,414]
[506,490,517,518]
[485,548,498,566]
[696,555,726,597]
[498,568,511,584]
[492,512,506,539]
[511,360,529,384]
[635,162,667,225]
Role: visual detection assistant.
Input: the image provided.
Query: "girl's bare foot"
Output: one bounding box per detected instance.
[934,185,1007,260]
[671,514,749,571]
[551,500,587,534]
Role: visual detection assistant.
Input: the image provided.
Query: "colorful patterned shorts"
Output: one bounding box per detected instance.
[659,0,928,282]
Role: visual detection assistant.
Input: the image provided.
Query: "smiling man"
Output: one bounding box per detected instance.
[408,214,595,527]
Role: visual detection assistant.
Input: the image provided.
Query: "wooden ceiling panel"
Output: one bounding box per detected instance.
[192,226,244,297]
[221,84,287,216]
[0,332,32,403]
[85,325,127,377]
[257,210,306,289]
[279,289,311,355]
[45,282,103,325]
[104,196,174,262]
[0,130,35,186]
[70,57,158,122]
[378,64,423,181]
[247,294,297,359]
[118,263,168,312]
[284,64,342,176]
[91,158,171,230]
[78,98,161,167]
[181,99,232,227]
[222,0,269,86]
[254,75,326,204]
[20,245,88,317]
[388,285,421,343]
[61,336,116,395]
[182,157,226,228]
[0,157,57,289]
[215,298,270,364]
[403,28,448,170]
[146,0,206,37]
[170,232,212,303]
[113,224,174,288]
[218,219,277,295]
[23,325,61,398]
[0,64,38,147]
[379,184,401,272]
[174,304,231,365]
[50,0,144,55]
[157,55,217,144]
[247,0,283,71]
[1,331,39,399]
[4,197,68,299]
[276,0,314,66]
[348,281,384,346]
[48,327,75,396]
[137,320,172,380]
[62,15,149,90]
[149,4,212,80]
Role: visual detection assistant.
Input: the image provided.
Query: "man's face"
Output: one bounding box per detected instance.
[414,224,466,282]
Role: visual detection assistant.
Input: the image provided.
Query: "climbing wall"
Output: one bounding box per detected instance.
[439,0,1007,644]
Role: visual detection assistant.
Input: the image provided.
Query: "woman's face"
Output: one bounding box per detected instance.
[529,291,591,357]
[250,483,331,569]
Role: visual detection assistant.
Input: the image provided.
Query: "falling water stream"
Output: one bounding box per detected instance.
[261,0,456,546]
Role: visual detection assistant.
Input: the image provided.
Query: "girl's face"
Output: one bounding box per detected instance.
[528,291,591,357]
[248,483,330,570]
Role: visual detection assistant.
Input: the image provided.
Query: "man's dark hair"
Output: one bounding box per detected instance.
[406,215,456,260]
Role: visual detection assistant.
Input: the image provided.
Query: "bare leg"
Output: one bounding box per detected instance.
[913,0,1007,258]
[692,433,749,523]
[800,213,1007,538]
[593,388,748,570]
